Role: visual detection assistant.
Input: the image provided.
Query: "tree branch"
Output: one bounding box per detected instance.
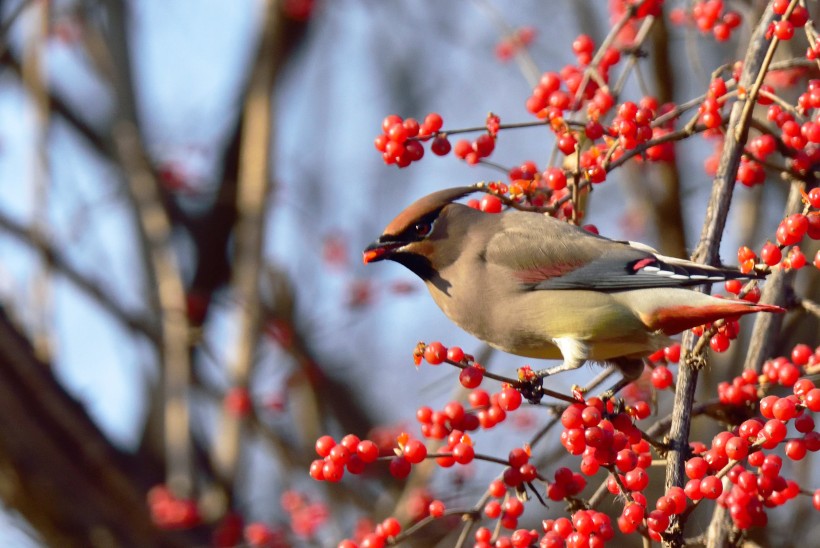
[663,6,777,547]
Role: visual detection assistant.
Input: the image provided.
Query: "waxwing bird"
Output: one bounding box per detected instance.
[363,186,784,398]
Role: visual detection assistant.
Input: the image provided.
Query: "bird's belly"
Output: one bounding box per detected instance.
[486,332,664,362]
[427,283,666,362]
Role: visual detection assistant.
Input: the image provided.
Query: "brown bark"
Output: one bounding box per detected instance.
[0,310,204,547]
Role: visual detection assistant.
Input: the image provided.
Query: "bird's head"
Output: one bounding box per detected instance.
[363,186,479,279]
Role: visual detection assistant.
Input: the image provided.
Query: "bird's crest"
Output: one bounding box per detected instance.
[382,186,477,236]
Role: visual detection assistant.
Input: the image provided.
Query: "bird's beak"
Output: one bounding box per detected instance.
[363,239,402,264]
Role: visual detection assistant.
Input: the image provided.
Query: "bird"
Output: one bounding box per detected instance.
[363,186,784,398]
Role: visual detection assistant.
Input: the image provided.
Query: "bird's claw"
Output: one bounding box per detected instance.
[519,378,545,404]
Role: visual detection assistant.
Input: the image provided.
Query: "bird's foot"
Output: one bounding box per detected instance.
[519,378,545,404]
[600,393,627,413]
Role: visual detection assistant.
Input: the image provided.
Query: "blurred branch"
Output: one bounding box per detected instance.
[647,14,686,258]
[473,0,540,87]
[211,0,279,489]
[0,210,160,342]
[23,0,53,361]
[664,6,777,548]
[101,0,193,497]
[0,0,34,60]
[0,49,113,158]
[0,309,201,547]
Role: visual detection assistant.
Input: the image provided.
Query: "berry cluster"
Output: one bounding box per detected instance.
[610,101,654,150]
[646,343,682,390]
[374,113,444,168]
[672,1,743,42]
[309,434,380,482]
[559,398,651,474]
[699,77,727,130]
[223,386,253,416]
[454,132,496,165]
[146,484,200,530]
[337,516,402,548]
[495,26,537,62]
[767,0,810,41]
[735,189,820,275]
[280,490,330,540]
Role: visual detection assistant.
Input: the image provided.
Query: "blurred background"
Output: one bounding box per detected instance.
[0,0,817,546]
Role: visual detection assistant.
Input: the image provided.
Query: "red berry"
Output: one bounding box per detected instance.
[309,459,324,480]
[557,133,578,155]
[489,479,506,498]
[572,34,594,55]
[382,114,402,133]
[446,346,465,362]
[403,439,427,464]
[651,366,674,389]
[329,444,351,465]
[622,502,644,526]
[625,468,649,491]
[585,121,604,140]
[428,500,446,518]
[686,457,708,479]
[484,500,501,518]
[423,342,447,365]
[346,455,365,474]
[785,214,808,239]
[775,20,795,40]
[586,164,607,183]
[725,436,749,461]
[790,6,809,27]
[807,187,820,208]
[479,194,503,213]
[323,459,344,482]
[431,136,451,156]
[772,398,797,421]
[760,419,787,446]
[646,510,669,533]
[777,222,801,245]
[453,139,472,158]
[509,448,530,468]
[315,435,335,457]
[685,479,703,501]
[474,134,496,158]
[761,242,782,266]
[710,333,730,353]
[357,440,379,463]
[503,497,524,517]
[452,442,475,464]
[388,123,409,143]
[459,366,484,388]
[700,475,723,499]
[424,112,443,133]
[469,389,490,409]
[389,456,411,479]
[498,387,523,411]
[785,439,807,460]
[544,167,567,190]
[724,279,743,294]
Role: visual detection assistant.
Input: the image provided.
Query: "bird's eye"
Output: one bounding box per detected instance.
[414,222,432,237]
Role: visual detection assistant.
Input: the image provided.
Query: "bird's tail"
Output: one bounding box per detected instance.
[617,289,786,336]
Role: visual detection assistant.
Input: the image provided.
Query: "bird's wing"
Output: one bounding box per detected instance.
[484,212,753,291]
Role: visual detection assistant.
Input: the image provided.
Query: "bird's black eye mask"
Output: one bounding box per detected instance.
[385,210,442,244]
